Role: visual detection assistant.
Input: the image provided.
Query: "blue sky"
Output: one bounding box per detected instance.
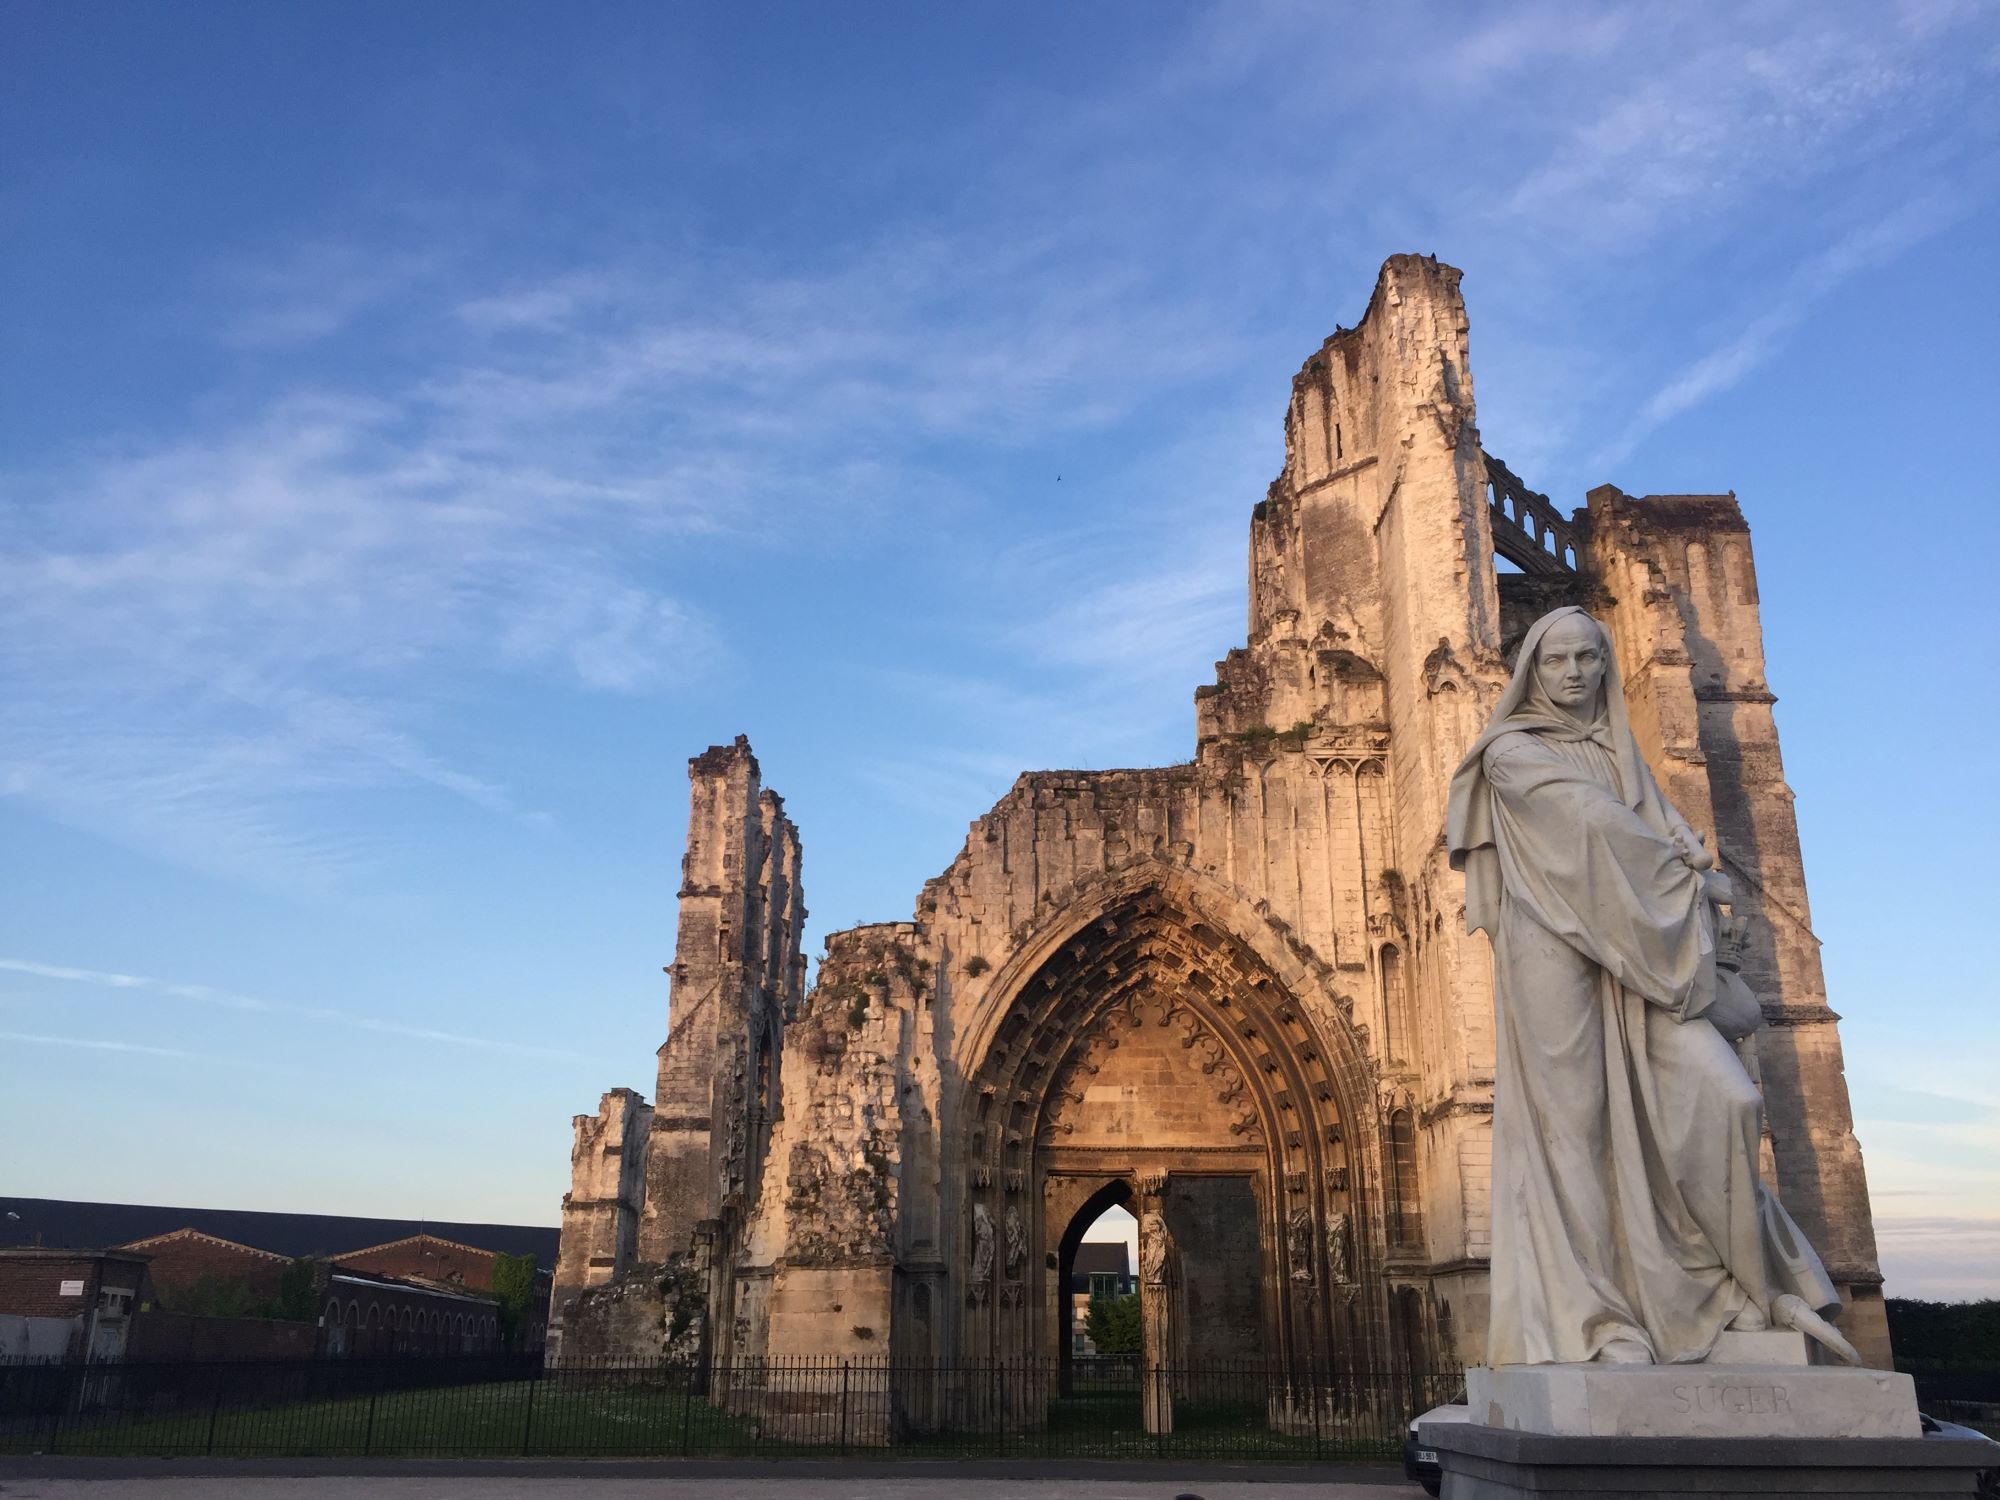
[3,1,1996,1298]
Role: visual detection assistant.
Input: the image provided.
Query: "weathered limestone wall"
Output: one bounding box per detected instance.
[734,924,934,1368]
[1584,487,1889,1367]
[640,737,804,1264]
[550,736,804,1366]
[547,1087,651,1361]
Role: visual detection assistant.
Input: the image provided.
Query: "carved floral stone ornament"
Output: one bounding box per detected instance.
[1446,606,1860,1369]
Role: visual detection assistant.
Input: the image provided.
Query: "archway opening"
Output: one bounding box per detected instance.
[966,883,1377,1384]
[1053,1179,1133,1396]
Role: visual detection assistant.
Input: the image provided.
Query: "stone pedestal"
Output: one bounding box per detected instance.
[1422,1423,1993,1498]
[1424,1361,1991,1498]
[1467,1357,1921,1439]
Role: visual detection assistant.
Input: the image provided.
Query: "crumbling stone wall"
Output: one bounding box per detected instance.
[549,738,803,1365]
[547,1087,650,1363]
[641,737,803,1263]
[733,923,933,1367]
[554,1252,708,1365]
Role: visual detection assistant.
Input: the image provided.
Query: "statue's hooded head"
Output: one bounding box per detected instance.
[1445,607,1673,936]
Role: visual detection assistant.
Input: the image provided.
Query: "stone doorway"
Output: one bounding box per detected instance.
[1050,1178,1133,1397]
[959,883,1385,1384]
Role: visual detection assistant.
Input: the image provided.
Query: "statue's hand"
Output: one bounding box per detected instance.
[1671,825,1715,871]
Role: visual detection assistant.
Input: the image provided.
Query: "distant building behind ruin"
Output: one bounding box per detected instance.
[548,255,1889,1380]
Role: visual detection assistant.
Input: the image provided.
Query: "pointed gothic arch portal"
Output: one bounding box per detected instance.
[959,883,1385,1380]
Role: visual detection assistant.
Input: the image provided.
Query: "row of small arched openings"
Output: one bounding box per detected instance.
[323,1299,497,1353]
[1492,487,1580,571]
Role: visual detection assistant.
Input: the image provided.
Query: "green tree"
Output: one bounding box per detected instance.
[1887,1298,2000,1369]
[165,1273,271,1319]
[276,1258,319,1322]
[491,1252,538,1349]
[1084,1292,1142,1355]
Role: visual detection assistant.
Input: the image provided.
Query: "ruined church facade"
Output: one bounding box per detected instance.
[548,255,1890,1379]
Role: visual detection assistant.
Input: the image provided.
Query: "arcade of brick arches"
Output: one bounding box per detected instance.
[547,255,1890,1397]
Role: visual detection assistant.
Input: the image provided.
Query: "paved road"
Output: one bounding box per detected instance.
[0,1459,1418,1498]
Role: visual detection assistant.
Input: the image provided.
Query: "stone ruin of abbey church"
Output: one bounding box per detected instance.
[547,254,1890,1388]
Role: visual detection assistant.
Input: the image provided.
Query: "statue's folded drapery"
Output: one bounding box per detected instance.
[1449,606,1839,1367]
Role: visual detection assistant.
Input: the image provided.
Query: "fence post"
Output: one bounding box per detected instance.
[679,1366,695,1455]
[45,1366,67,1456]
[361,1364,379,1456]
[1308,1355,1322,1460]
[839,1359,851,1455]
[1154,1366,1166,1459]
[520,1369,537,1457]
[205,1366,225,1456]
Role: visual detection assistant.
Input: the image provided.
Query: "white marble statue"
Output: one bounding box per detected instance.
[1447,607,1858,1368]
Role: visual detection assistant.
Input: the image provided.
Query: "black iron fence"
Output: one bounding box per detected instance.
[0,1355,1463,1460]
[1909,1368,2000,1439]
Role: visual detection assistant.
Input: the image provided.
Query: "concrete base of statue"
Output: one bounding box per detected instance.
[1468,1341,1919,1439]
[1421,1349,1991,1497]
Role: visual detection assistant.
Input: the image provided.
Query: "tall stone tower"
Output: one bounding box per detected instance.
[550,255,1888,1379]
[548,735,804,1361]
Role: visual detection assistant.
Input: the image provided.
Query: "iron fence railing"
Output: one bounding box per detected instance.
[1909,1367,2000,1439]
[0,1354,1464,1459]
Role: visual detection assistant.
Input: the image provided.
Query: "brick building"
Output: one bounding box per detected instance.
[0,1247,150,1362]
[4,1197,557,1356]
[320,1269,502,1357]
[117,1228,289,1307]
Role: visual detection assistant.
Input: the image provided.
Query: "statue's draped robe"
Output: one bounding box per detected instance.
[1450,607,1837,1367]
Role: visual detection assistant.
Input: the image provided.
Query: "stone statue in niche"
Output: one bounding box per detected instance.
[1139,1210,1171,1287]
[1325,1209,1353,1291]
[968,1202,994,1304]
[1003,1204,1026,1279]
[1287,1206,1316,1285]
[1447,607,1859,1368]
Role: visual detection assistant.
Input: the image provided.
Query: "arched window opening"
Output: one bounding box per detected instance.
[1381,944,1411,1062]
[1386,1108,1424,1252]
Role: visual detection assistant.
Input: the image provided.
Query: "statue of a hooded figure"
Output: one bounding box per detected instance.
[1447,606,1857,1368]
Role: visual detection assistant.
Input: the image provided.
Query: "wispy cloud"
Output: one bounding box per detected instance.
[0,1030,233,1064]
[0,957,583,1060]
[3,204,1246,890]
[1594,193,1969,469]
[219,240,448,348]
